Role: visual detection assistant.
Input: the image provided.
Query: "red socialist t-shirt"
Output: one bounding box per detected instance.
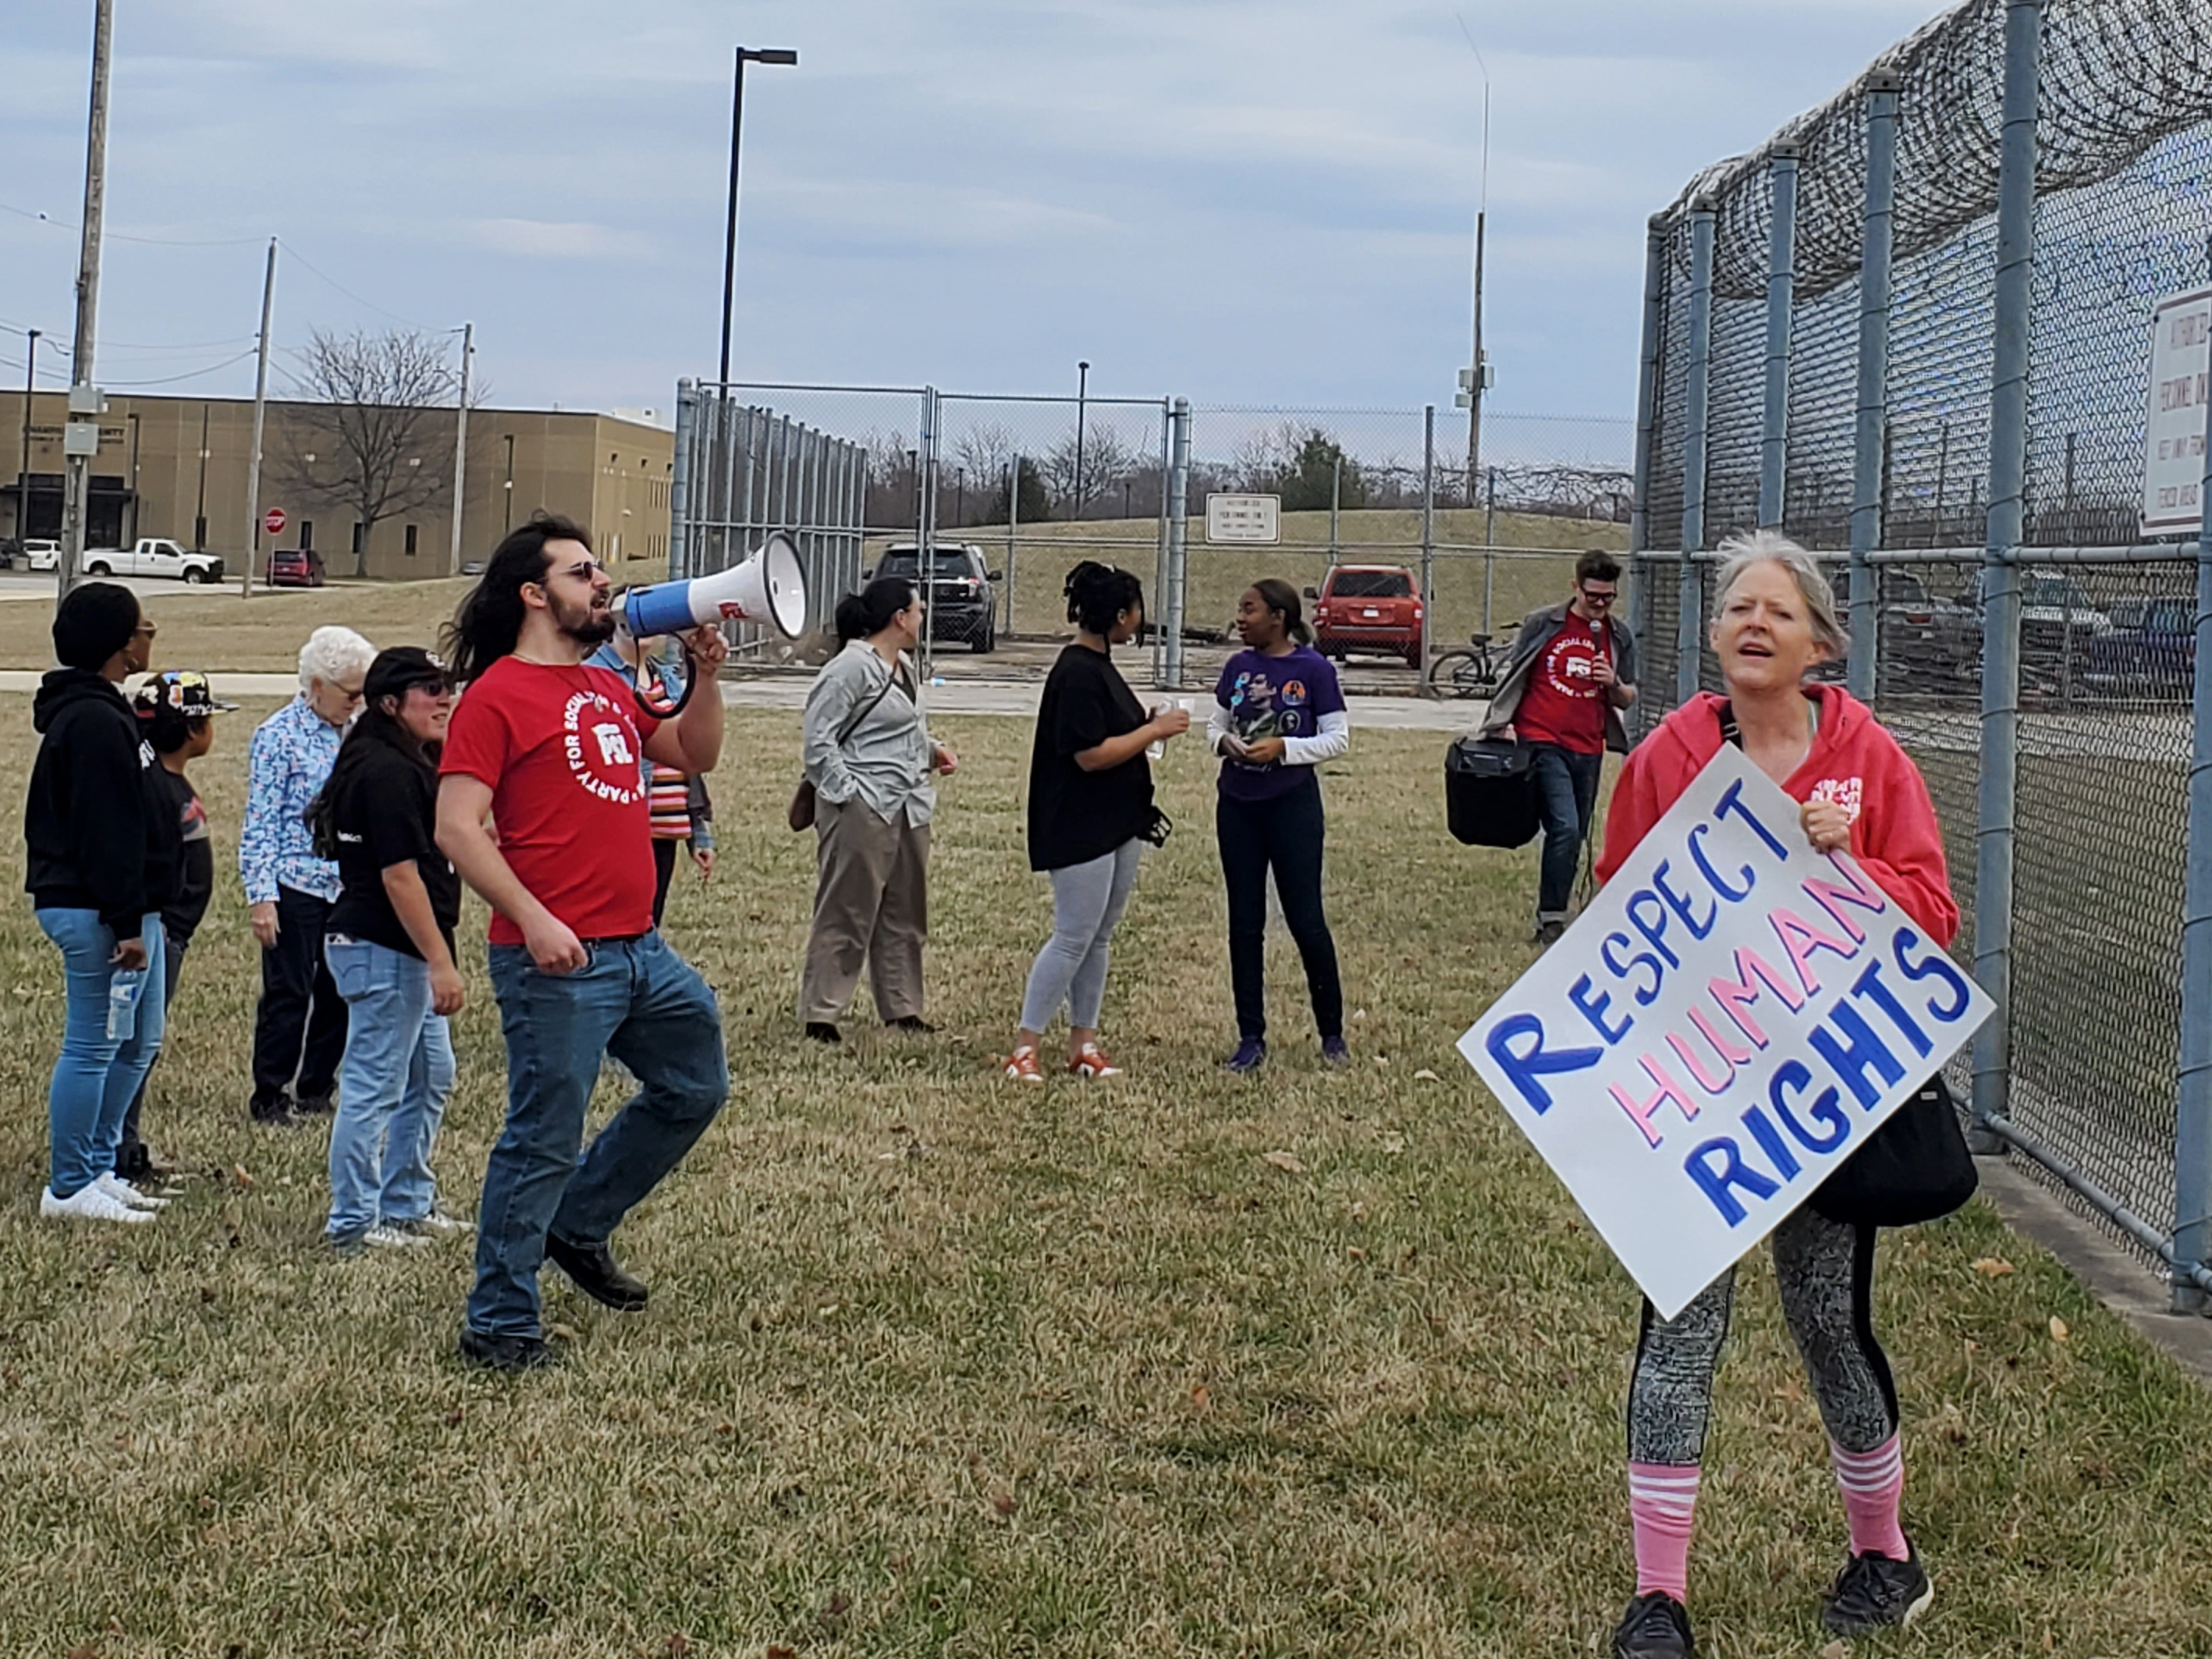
[1513,613,1613,755]
[438,656,663,946]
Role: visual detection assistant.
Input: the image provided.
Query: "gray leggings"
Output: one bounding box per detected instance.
[1020,840,1142,1033]
[1628,1206,1898,1465]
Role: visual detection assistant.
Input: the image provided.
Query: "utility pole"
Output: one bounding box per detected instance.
[59,0,114,601]
[15,330,35,549]
[449,321,473,575]
[241,237,276,599]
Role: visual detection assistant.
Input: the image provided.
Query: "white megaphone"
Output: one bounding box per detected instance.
[620,530,808,641]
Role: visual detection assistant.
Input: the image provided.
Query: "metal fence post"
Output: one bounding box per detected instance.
[1630,216,1667,557]
[1849,75,1901,701]
[1971,0,2043,1153]
[1163,396,1191,689]
[1679,198,1718,704]
[1761,144,1799,528]
[670,378,696,581]
[1155,402,1173,684]
[1421,405,1436,677]
[2171,340,2212,1312]
[1006,452,1021,634]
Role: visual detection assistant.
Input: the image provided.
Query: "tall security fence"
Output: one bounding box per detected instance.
[1632,0,2212,1307]
[673,377,1629,687]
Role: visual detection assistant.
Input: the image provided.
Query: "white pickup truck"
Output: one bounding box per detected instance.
[79,538,226,583]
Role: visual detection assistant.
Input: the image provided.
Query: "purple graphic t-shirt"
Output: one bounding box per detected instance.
[1214,645,1345,804]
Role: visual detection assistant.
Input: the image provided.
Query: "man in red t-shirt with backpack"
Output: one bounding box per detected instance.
[1481,549,1639,944]
[436,512,728,1373]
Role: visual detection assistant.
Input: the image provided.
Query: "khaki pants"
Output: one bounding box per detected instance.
[799,797,930,1025]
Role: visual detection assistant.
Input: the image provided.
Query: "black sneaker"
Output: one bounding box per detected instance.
[114,1140,156,1183]
[544,1232,649,1312]
[1612,1591,1695,1658]
[293,1089,336,1117]
[457,1327,559,1373]
[1532,918,1568,947]
[248,1092,298,1125]
[804,1021,841,1044]
[886,1015,939,1033]
[1823,1544,1932,1636]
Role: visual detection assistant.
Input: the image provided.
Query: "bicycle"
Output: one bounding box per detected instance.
[1426,632,1509,699]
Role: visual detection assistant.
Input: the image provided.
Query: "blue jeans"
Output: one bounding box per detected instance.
[1529,743,1603,922]
[467,933,728,1339]
[324,938,456,1245]
[37,909,167,1199]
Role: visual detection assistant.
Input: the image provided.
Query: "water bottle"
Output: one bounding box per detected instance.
[107,968,145,1042]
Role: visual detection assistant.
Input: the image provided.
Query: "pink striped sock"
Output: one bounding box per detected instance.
[1830,1433,1908,1561]
[1628,1462,1701,1603]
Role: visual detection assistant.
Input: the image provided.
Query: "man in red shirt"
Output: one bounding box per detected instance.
[1481,549,1639,944]
[436,512,729,1373]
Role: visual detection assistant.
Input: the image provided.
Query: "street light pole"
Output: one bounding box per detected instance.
[1074,360,1089,521]
[718,45,799,389]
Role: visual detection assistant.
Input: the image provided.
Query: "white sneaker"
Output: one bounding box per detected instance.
[94,1172,169,1211]
[41,1184,155,1225]
[361,1225,430,1250]
[394,1211,472,1237]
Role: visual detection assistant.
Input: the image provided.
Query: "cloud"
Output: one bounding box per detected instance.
[469,219,639,261]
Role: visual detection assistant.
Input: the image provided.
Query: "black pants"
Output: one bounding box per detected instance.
[1530,742,1603,921]
[1217,780,1344,1043]
[652,837,679,928]
[116,935,190,1171]
[250,885,349,1107]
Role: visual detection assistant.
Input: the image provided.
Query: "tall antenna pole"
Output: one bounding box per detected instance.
[1457,17,1491,497]
[449,321,473,575]
[241,238,277,598]
[59,0,114,600]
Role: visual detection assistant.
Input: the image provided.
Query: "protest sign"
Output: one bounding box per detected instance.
[1458,744,1993,1319]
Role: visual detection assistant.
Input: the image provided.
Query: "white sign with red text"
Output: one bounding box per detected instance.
[1458,744,1992,1320]
[2143,285,2212,534]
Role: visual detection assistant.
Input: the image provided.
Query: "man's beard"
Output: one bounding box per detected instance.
[552,589,617,646]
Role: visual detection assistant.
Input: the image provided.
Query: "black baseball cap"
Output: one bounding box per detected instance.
[363,646,455,702]
[133,670,240,719]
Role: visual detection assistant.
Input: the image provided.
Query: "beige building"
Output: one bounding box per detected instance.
[2,391,673,581]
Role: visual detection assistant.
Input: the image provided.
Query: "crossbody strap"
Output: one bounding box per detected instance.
[834,664,909,747]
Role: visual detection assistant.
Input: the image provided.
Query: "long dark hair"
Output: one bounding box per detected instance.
[1065,560,1144,638]
[307,697,438,862]
[443,511,591,683]
[835,575,917,645]
[1248,577,1312,645]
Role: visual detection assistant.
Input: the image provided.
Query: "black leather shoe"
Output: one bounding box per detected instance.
[886,1015,939,1033]
[804,1021,842,1043]
[457,1327,559,1373]
[544,1232,649,1311]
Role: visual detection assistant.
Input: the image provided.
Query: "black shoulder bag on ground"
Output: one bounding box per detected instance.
[788,665,908,833]
[1714,698,1977,1228]
[1443,734,1539,848]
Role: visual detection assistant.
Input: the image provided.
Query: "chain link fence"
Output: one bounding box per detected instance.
[1635,0,2212,1305]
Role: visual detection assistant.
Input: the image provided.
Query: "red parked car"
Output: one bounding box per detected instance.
[1308,564,1424,666]
[267,548,327,588]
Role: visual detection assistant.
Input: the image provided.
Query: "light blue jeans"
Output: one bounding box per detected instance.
[325,938,456,1245]
[37,908,166,1200]
[1020,840,1142,1033]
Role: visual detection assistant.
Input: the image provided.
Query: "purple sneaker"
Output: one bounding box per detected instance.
[1223,1038,1267,1074]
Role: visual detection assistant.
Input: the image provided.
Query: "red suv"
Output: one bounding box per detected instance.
[1309,565,1423,666]
[267,548,327,588]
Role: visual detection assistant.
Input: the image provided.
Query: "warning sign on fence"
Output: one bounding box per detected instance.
[2143,285,2212,535]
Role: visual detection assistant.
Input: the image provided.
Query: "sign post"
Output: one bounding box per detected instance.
[1458,746,1993,1318]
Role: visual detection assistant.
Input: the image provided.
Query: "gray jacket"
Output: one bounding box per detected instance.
[1479,599,1639,755]
[802,641,937,825]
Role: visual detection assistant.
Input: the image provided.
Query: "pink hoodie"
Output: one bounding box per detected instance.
[1596,685,1960,947]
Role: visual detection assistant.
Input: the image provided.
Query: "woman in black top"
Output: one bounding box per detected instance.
[311,647,468,1252]
[1004,563,1189,1082]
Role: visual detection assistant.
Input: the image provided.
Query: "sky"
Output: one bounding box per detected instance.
[0,0,1953,432]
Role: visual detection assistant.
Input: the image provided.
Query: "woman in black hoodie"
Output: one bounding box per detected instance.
[23,582,179,1225]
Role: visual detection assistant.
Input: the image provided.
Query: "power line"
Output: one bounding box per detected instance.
[0,197,261,247]
[276,237,442,332]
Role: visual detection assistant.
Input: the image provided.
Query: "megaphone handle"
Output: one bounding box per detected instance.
[630,644,699,722]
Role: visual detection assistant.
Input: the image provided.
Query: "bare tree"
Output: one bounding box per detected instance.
[1042,424,1138,517]
[277,329,462,575]
[951,421,1017,482]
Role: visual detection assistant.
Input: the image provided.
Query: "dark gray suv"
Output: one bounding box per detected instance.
[869,542,1001,652]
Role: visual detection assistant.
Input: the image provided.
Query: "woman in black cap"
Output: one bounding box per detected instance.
[23,581,179,1225]
[310,646,468,1252]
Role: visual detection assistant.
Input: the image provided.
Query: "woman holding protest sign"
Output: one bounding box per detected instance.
[1594,531,1960,1658]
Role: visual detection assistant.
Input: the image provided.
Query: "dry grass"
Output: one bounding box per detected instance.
[0,703,2203,1656]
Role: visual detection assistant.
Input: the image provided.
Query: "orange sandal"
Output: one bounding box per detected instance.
[1068,1043,1123,1079]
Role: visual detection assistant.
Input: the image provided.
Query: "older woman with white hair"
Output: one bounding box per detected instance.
[1593,530,1960,1657]
[239,624,377,1124]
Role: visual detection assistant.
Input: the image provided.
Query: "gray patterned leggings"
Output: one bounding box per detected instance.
[1628,1207,1898,1465]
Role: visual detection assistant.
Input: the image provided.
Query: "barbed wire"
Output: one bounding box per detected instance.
[1659,0,2212,300]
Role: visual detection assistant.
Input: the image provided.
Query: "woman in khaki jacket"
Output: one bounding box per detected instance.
[798,577,957,1043]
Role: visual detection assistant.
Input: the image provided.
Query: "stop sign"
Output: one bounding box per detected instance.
[264,507,287,537]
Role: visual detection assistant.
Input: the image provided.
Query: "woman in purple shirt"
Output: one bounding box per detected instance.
[1209,578,1351,1072]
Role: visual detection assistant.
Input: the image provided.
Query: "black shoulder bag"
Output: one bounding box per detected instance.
[1715,699,1977,1229]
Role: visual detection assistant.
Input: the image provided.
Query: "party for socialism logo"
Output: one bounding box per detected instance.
[561,689,642,805]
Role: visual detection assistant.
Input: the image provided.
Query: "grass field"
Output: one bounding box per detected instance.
[1,697,2209,1654]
